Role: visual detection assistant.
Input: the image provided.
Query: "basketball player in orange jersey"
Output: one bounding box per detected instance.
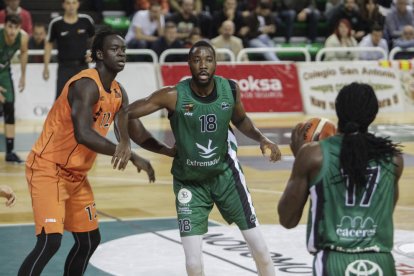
[18,29,175,276]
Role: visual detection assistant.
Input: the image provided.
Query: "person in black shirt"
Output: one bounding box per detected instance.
[28,22,47,63]
[43,0,94,99]
[151,21,185,62]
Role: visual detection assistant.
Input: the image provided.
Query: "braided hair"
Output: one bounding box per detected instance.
[335,82,402,187]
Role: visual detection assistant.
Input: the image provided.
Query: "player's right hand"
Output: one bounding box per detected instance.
[112,142,131,171]
[131,154,155,183]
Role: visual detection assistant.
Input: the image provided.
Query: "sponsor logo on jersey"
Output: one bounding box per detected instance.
[183,103,194,116]
[112,88,122,98]
[45,218,57,223]
[345,260,383,276]
[177,188,192,204]
[196,139,218,159]
[221,102,230,110]
[336,216,377,240]
[60,31,69,36]
[77,29,86,34]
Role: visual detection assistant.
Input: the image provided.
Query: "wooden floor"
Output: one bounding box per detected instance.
[1,112,413,230]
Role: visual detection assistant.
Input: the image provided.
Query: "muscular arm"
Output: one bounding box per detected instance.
[231,82,281,161]
[278,143,322,228]
[69,78,119,155]
[115,84,175,157]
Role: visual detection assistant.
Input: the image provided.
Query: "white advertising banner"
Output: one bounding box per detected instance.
[297,61,404,115]
[12,62,160,120]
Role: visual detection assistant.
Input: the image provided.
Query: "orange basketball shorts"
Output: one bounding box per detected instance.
[26,151,99,235]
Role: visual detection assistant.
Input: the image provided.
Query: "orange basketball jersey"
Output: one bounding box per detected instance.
[32,68,123,173]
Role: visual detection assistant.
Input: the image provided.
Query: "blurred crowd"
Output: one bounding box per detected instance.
[1,0,414,61]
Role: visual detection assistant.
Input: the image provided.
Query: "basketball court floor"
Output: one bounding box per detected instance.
[0,113,413,275]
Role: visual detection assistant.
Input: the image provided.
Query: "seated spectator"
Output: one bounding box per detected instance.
[279,0,320,43]
[393,24,414,48]
[329,0,365,41]
[0,0,32,35]
[168,0,200,43]
[151,21,185,62]
[211,0,245,39]
[125,0,165,49]
[384,0,414,43]
[324,18,358,61]
[183,26,203,48]
[359,23,389,60]
[359,0,385,36]
[28,22,47,63]
[325,0,343,22]
[136,0,170,14]
[211,20,247,61]
[239,1,279,61]
[272,0,296,43]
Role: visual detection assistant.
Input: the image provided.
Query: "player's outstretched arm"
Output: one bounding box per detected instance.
[230,82,281,162]
[69,78,131,170]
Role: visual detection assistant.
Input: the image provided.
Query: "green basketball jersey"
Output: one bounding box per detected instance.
[307,135,396,254]
[170,76,235,181]
[0,29,21,73]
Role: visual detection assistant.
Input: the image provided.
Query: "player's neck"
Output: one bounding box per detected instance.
[4,33,16,46]
[95,65,116,92]
[64,13,78,23]
[190,79,214,97]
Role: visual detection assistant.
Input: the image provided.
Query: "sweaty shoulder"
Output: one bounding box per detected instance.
[153,85,178,112]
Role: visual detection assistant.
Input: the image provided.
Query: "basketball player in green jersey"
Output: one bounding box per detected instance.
[0,14,28,163]
[278,83,404,275]
[114,40,281,276]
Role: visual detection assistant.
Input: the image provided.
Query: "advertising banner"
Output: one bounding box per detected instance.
[297,61,404,114]
[160,63,303,112]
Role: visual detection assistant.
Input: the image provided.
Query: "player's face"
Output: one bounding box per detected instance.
[188,46,216,87]
[101,35,127,72]
[4,22,21,42]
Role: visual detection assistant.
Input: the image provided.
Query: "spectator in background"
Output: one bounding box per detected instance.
[384,0,414,42]
[183,26,203,48]
[125,0,165,50]
[359,23,388,60]
[43,0,95,100]
[0,0,32,35]
[278,0,320,43]
[169,0,202,14]
[240,1,278,61]
[28,22,47,63]
[329,0,365,41]
[151,21,185,62]
[211,0,245,39]
[324,0,343,22]
[359,0,385,36]
[393,24,414,48]
[272,0,296,43]
[324,18,358,61]
[211,20,247,61]
[168,0,199,43]
[136,0,170,15]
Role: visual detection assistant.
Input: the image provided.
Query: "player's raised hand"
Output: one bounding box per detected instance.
[131,153,155,182]
[112,141,131,170]
[260,136,281,162]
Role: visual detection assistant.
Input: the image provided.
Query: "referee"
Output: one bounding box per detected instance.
[43,0,94,99]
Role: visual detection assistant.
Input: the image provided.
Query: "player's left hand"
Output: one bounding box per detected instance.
[290,122,309,157]
[112,141,131,170]
[131,153,155,183]
[18,78,25,92]
[260,136,281,162]
[0,185,16,207]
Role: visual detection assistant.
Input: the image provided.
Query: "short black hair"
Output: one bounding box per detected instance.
[189,40,216,59]
[5,14,22,25]
[91,28,120,62]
